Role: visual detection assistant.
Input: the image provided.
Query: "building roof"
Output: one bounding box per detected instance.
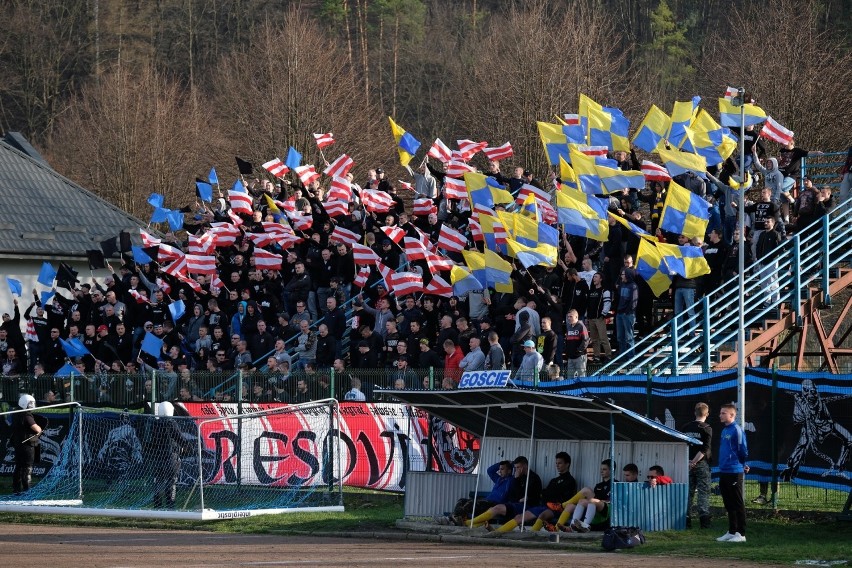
[0,136,146,258]
[382,387,699,443]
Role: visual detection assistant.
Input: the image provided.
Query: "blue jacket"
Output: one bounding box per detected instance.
[485,462,515,503]
[718,422,748,473]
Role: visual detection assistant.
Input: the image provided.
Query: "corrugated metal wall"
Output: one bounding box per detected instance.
[611,482,689,531]
[404,471,477,518]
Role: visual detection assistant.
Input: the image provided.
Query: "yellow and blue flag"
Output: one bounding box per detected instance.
[498,211,558,266]
[537,121,574,166]
[658,180,711,239]
[656,242,711,279]
[451,264,484,295]
[558,156,578,190]
[478,210,508,254]
[567,145,602,194]
[636,238,673,297]
[464,172,514,212]
[668,96,701,148]
[681,109,738,166]
[718,97,766,128]
[580,94,630,152]
[388,117,421,166]
[610,212,657,241]
[556,188,609,241]
[658,146,707,178]
[484,249,513,286]
[568,145,644,194]
[506,238,555,269]
[632,104,671,153]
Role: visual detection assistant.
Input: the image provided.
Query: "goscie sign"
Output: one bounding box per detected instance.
[458,370,511,389]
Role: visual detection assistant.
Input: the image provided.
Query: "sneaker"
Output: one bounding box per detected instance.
[555,523,573,533]
[543,522,558,532]
[727,532,747,543]
[434,515,452,525]
[751,495,768,505]
[572,519,590,533]
[451,514,465,526]
[716,532,735,542]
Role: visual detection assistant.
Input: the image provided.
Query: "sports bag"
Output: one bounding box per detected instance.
[601,525,646,551]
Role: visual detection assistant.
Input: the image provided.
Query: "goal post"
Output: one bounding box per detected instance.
[0,399,344,520]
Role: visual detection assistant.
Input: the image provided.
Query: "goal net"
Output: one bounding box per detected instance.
[0,399,344,520]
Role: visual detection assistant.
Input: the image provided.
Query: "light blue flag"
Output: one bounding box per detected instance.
[285,146,302,170]
[168,299,186,322]
[6,277,22,297]
[131,246,153,265]
[166,210,184,231]
[208,167,219,186]
[141,332,164,358]
[147,193,165,208]
[37,262,57,287]
[54,362,80,377]
[40,290,54,306]
[151,207,169,224]
[196,181,213,202]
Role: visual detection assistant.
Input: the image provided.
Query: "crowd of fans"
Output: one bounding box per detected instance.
[1,139,850,405]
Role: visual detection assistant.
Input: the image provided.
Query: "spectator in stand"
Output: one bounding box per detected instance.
[752,150,792,221]
[671,234,699,337]
[615,269,638,359]
[516,340,543,382]
[314,324,337,369]
[755,216,783,307]
[702,229,728,297]
[794,178,820,234]
[390,355,418,389]
[585,273,612,363]
[509,311,534,369]
[459,337,486,372]
[485,331,505,370]
[418,338,442,371]
[563,309,590,377]
[538,317,558,367]
[777,138,822,192]
[443,339,463,384]
[293,319,317,368]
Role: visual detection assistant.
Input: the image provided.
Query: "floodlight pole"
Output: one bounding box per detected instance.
[735,87,746,429]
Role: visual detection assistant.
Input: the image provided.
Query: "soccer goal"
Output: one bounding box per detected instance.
[0,399,344,520]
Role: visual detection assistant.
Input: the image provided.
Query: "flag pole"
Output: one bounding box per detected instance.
[734,87,747,428]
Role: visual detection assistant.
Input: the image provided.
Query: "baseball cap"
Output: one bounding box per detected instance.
[420,338,430,346]
[97,325,109,333]
[523,340,536,348]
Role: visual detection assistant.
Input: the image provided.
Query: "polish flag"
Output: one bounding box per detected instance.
[313,132,335,149]
[427,138,452,163]
[295,165,321,186]
[442,177,467,200]
[381,225,405,244]
[140,228,161,246]
[246,232,275,248]
[413,198,436,217]
[538,199,558,225]
[563,113,582,125]
[456,139,488,160]
[353,266,371,288]
[323,200,350,217]
[262,158,289,179]
[446,160,476,179]
[483,142,514,162]
[424,274,453,297]
[209,223,241,247]
[253,248,283,270]
[760,116,794,146]
[328,176,352,202]
[398,180,414,192]
[229,190,253,215]
[188,232,215,255]
[515,183,551,205]
[352,243,379,265]
[158,244,184,264]
[437,224,467,253]
[578,145,609,157]
[723,86,739,101]
[389,271,423,297]
[641,160,672,182]
[361,189,394,212]
[323,154,354,178]
[331,225,360,246]
[186,254,217,275]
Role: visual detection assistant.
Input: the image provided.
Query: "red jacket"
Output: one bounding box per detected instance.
[444,346,464,383]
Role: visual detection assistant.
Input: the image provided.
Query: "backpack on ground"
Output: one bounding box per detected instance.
[601,525,646,551]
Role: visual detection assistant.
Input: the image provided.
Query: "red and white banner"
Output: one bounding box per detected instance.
[209,223,241,247]
[425,274,453,297]
[427,138,451,163]
[323,200,349,217]
[442,177,467,200]
[353,266,371,288]
[352,243,379,265]
[262,158,289,179]
[323,154,354,178]
[313,132,335,149]
[398,180,414,192]
[723,86,738,101]
[294,165,321,186]
[578,145,609,157]
[331,226,360,246]
[158,243,185,264]
[253,248,283,270]
[361,189,394,213]
[456,139,488,161]
[389,271,423,297]
[381,225,405,244]
[328,176,352,202]
[760,116,794,145]
[515,183,551,205]
[140,228,161,247]
[289,213,313,232]
[162,257,187,277]
[445,160,476,179]
[483,142,514,161]
[563,113,582,125]
[186,254,217,275]
[641,160,672,182]
[246,232,275,248]
[229,190,253,215]
[412,198,436,217]
[437,225,466,253]
[188,233,215,255]
[468,219,483,242]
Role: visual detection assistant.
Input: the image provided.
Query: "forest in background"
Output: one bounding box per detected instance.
[1,0,850,218]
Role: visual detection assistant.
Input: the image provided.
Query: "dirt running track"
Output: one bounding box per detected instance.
[0,524,783,568]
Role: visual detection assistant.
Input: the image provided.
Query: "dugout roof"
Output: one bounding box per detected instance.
[383,387,698,444]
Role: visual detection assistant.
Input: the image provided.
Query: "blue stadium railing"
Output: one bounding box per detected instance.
[596,153,852,376]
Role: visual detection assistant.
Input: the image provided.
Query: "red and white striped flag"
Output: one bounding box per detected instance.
[760,116,794,145]
[641,160,672,182]
[246,232,275,248]
[442,177,467,199]
[253,248,282,270]
[538,199,557,225]
[437,224,467,253]
[158,243,184,264]
[129,289,149,304]
[723,86,739,101]
[445,160,476,179]
[229,190,253,215]
[353,266,371,288]
[294,165,321,186]
[389,271,423,297]
[156,277,172,295]
[468,219,483,242]
[398,180,414,192]
[456,139,488,160]
[290,213,313,232]
[426,253,455,272]
[186,254,217,275]
[323,200,350,217]
[140,228,161,246]
[412,198,436,217]
[376,261,393,289]
[427,138,452,162]
[262,222,294,238]
[210,275,224,291]
[323,154,354,178]
[563,113,582,125]
[328,176,352,202]
[280,197,297,214]
[381,225,405,244]
[209,223,241,247]
[162,256,187,277]
[579,145,609,157]
[188,232,215,255]
[313,132,335,149]
[175,272,202,292]
[404,237,429,261]
[425,274,453,297]
[227,209,244,226]
[361,189,394,212]
[515,183,551,205]
[483,142,514,161]
[331,225,361,246]
[262,158,289,179]
[352,243,379,265]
